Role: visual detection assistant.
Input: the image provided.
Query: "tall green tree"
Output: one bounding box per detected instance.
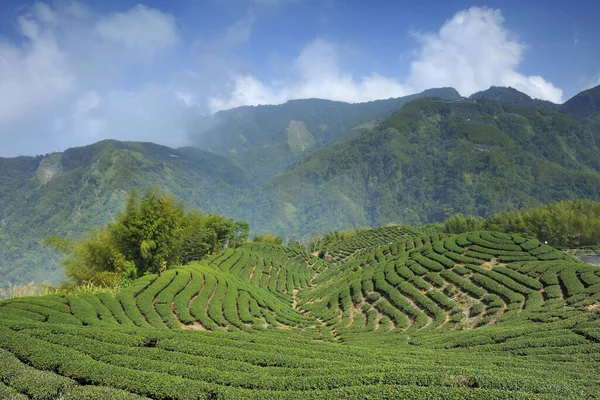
[446,200,600,247]
[46,187,249,286]
[110,187,184,276]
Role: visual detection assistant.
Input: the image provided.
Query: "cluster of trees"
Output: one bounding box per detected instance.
[252,234,284,245]
[445,200,600,247]
[46,187,249,286]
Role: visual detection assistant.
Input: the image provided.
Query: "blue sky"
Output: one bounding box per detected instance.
[0,0,599,156]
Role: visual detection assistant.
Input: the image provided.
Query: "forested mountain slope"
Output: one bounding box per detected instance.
[561,84,600,120]
[190,88,461,183]
[242,97,600,237]
[3,86,600,288]
[469,86,559,109]
[0,140,246,287]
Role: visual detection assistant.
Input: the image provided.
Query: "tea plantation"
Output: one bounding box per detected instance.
[1,228,599,399]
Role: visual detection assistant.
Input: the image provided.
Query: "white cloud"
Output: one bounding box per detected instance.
[70,90,104,139]
[583,75,600,90]
[407,7,563,103]
[0,3,567,156]
[0,2,184,156]
[92,86,190,146]
[0,12,75,125]
[73,90,100,115]
[224,13,255,47]
[210,7,563,112]
[54,86,191,148]
[209,39,411,112]
[175,90,197,107]
[209,75,282,112]
[95,5,177,56]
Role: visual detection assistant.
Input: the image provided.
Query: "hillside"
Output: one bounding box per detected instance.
[0,227,598,398]
[190,88,461,183]
[469,86,559,109]
[0,140,247,288]
[3,86,600,288]
[243,97,600,237]
[561,84,600,120]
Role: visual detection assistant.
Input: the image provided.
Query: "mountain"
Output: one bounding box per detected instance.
[3,85,600,288]
[242,97,600,237]
[0,227,598,398]
[560,84,600,120]
[190,88,461,183]
[0,140,247,287]
[469,86,559,109]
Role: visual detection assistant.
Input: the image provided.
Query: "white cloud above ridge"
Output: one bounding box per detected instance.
[210,6,564,112]
[95,5,178,56]
[0,3,567,156]
[0,2,180,156]
[224,12,256,47]
[0,11,75,125]
[209,39,411,112]
[584,75,600,90]
[407,7,563,103]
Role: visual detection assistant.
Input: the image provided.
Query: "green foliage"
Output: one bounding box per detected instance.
[1,228,600,398]
[0,140,248,289]
[244,96,600,239]
[193,89,461,184]
[252,234,284,245]
[4,89,600,289]
[560,84,600,120]
[110,187,185,276]
[485,200,600,247]
[53,187,249,286]
[61,229,132,286]
[446,200,600,247]
[444,215,485,234]
[470,86,559,109]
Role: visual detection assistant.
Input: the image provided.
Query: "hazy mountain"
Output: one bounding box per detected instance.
[469,86,559,109]
[241,97,600,237]
[2,85,600,287]
[189,88,461,183]
[0,140,247,287]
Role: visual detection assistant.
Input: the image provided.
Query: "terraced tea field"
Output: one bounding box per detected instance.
[1,228,599,399]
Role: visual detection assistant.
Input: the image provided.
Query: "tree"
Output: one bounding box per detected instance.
[231,221,250,248]
[45,186,250,286]
[444,214,485,234]
[110,187,184,276]
[178,210,215,264]
[60,229,135,286]
[252,234,283,245]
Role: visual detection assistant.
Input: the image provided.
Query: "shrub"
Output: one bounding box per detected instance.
[469,303,484,317]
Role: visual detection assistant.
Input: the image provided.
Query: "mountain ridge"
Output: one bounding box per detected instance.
[469,86,559,109]
[560,84,600,120]
[190,87,462,183]
[241,96,600,237]
[2,85,600,287]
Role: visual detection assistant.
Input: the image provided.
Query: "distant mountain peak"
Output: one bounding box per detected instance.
[419,87,462,99]
[469,86,558,109]
[470,86,530,99]
[560,84,600,120]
